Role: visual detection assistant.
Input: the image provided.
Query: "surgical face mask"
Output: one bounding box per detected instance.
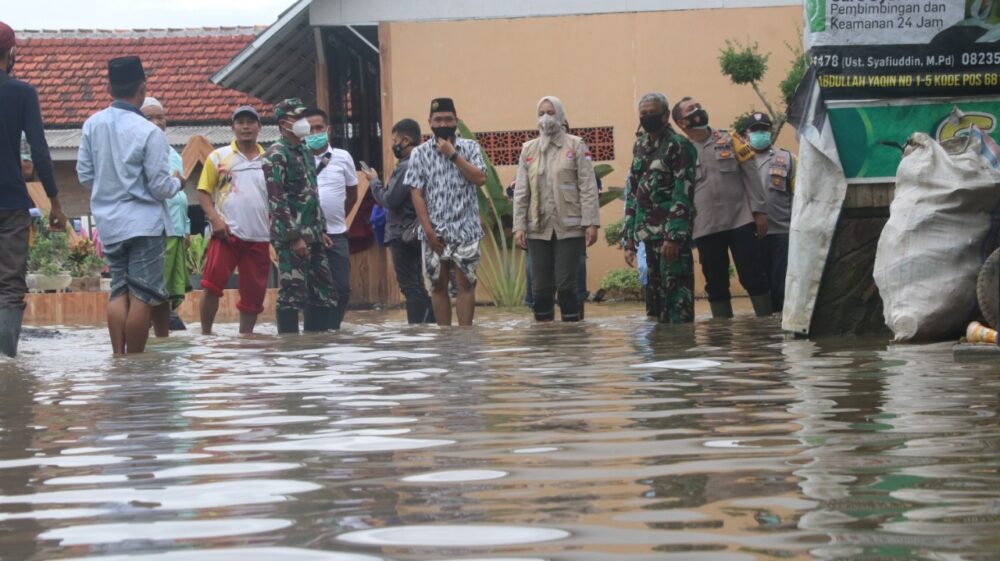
[538,114,561,135]
[639,113,666,134]
[685,108,709,129]
[431,125,457,140]
[748,130,772,150]
[287,118,310,139]
[391,141,407,159]
[305,132,328,151]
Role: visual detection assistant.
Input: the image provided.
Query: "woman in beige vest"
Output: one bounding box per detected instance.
[513,96,600,321]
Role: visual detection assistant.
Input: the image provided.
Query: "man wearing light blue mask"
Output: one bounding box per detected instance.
[747,112,795,313]
[303,108,358,330]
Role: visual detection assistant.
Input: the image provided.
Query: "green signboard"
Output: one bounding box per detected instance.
[807,0,1000,99]
[827,99,1000,181]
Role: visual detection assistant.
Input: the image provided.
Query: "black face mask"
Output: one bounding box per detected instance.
[391,141,407,159]
[685,108,709,129]
[639,113,666,134]
[5,50,14,74]
[431,126,456,140]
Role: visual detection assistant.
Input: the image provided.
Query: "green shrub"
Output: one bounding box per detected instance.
[600,268,643,300]
[604,218,625,247]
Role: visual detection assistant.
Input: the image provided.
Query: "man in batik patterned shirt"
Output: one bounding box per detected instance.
[406,97,487,327]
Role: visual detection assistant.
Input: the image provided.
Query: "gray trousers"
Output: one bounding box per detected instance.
[0,210,31,310]
[528,235,585,320]
[324,233,351,329]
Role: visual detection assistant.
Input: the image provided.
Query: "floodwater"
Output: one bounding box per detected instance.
[2,304,1000,561]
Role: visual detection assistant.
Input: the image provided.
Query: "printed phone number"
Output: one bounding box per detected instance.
[961,52,1000,66]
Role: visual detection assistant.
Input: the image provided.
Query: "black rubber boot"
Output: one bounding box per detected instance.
[0,307,24,358]
[709,300,734,319]
[533,294,555,322]
[750,293,774,317]
[578,301,585,321]
[169,310,186,331]
[558,290,580,322]
[644,284,658,317]
[303,306,331,332]
[276,308,300,334]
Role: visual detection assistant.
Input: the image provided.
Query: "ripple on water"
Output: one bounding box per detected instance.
[58,548,384,561]
[40,518,292,545]
[45,462,301,485]
[0,479,320,510]
[207,435,454,453]
[337,525,570,547]
[630,359,723,370]
[402,469,508,483]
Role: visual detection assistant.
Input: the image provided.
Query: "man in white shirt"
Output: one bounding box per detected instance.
[303,108,357,330]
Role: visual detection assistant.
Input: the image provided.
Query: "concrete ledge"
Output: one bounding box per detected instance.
[953,343,1000,361]
[24,289,280,326]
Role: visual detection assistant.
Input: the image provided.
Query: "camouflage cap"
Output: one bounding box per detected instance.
[274,98,307,120]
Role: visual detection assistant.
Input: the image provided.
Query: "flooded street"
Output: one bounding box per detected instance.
[2,304,999,561]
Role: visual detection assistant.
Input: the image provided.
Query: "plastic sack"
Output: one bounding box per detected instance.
[637,242,648,286]
[873,132,1000,341]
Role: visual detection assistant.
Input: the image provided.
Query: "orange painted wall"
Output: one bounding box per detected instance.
[380,7,802,297]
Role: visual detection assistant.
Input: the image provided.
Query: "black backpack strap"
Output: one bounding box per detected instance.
[316,152,333,175]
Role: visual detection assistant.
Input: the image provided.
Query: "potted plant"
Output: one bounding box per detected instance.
[27,222,72,293]
[187,234,209,288]
[67,238,105,292]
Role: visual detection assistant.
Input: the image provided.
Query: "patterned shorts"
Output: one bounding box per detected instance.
[423,240,480,285]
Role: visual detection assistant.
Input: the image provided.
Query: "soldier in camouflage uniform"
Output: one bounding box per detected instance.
[623,93,698,324]
[262,98,337,333]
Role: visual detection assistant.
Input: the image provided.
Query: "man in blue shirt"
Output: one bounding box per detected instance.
[76,56,181,355]
[0,21,66,357]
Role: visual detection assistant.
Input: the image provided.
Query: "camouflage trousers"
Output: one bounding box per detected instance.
[274,241,337,311]
[645,239,694,324]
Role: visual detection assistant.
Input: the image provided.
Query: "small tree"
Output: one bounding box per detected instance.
[719,36,808,140]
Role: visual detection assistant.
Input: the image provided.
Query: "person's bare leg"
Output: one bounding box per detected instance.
[455,269,476,327]
[108,294,129,355]
[200,292,220,334]
[151,302,170,338]
[239,312,258,334]
[124,298,153,354]
[431,262,452,326]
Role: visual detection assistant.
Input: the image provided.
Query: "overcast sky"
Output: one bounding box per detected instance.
[5,0,294,30]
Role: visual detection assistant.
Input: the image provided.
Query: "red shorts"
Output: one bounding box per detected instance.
[201,236,271,315]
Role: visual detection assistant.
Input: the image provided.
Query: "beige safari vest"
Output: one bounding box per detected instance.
[513,133,600,240]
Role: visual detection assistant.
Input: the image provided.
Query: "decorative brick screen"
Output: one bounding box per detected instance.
[424,126,615,165]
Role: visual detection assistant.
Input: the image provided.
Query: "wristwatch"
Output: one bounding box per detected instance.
[448,151,459,162]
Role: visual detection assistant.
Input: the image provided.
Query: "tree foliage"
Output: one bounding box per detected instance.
[719,40,769,85]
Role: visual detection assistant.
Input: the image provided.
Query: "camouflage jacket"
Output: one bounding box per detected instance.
[623,129,697,244]
[263,137,326,244]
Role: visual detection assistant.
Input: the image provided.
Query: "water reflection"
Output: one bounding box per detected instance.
[0,307,998,560]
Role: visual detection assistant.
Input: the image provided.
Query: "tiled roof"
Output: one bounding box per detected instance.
[15,28,274,127]
[44,125,281,150]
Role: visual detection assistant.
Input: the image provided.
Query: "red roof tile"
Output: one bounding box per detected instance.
[15,28,273,127]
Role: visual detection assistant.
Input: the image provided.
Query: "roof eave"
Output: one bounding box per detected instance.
[210,0,313,91]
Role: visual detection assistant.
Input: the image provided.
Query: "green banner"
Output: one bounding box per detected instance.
[828,99,1000,181]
